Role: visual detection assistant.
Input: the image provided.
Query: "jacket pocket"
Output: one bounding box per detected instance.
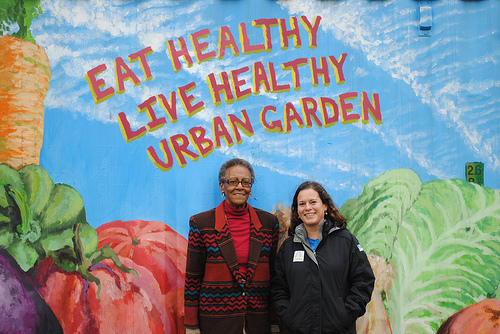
[282,298,300,332]
[323,297,354,332]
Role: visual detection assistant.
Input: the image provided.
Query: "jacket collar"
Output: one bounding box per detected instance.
[293,220,344,244]
[214,201,264,284]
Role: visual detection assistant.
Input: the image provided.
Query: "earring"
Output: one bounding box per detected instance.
[221,192,225,197]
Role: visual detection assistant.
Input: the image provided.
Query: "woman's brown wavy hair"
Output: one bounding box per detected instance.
[288,181,347,236]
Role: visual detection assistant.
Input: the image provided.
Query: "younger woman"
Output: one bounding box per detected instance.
[272,181,375,334]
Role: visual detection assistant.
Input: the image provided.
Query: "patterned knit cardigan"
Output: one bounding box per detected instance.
[184,201,279,334]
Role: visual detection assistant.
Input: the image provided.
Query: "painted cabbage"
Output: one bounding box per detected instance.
[0,163,97,271]
[341,169,500,333]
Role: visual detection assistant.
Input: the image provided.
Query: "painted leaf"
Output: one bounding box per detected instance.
[0,227,15,247]
[6,240,39,272]
[41,184,86,232]
[387,179,500,333]
[18,163,55,220]
[0,164,26,222]
[341,169,422,260]
[40,221,98,272]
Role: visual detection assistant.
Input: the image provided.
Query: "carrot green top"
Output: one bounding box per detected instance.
[0,0,43,44]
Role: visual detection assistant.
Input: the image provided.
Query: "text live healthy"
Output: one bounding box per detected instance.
[84,16,383,171]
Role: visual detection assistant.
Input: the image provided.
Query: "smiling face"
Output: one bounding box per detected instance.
[219,165,252,209]
[297,188,328,228]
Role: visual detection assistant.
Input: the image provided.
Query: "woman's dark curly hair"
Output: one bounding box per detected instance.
[288,181,347,236]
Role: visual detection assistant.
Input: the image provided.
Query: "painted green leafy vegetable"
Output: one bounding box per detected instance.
[341,169,500,333]
[341,168,422,261]
[0,163,98,271]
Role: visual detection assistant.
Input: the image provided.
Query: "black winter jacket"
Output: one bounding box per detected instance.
[271,220,375,334]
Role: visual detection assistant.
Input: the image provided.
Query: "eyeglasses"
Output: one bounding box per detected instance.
[223,178,253,188]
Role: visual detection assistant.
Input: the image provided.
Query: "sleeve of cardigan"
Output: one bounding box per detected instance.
[269,218,280,325]
[269,217,279,281]
[184,216,206,329]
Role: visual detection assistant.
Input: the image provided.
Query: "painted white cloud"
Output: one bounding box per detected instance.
[278,0,500,172]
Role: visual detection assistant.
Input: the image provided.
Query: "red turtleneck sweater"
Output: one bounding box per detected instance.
[224,201,251,276]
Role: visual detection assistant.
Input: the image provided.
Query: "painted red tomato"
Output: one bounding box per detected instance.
[96,220,187,334]
[437,298,500,334]
[32,256,172,334]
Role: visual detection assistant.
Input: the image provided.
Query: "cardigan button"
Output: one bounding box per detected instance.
[242,292,246,296]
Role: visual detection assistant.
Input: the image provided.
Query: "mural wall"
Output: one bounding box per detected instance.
[0,0,499,333]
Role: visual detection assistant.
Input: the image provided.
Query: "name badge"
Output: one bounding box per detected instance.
[293,250,304,262]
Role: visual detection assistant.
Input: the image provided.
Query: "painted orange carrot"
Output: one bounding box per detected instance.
[0,34,50,169]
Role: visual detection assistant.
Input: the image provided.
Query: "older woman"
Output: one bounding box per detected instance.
[184,158,279,334]
[272,181,375,334]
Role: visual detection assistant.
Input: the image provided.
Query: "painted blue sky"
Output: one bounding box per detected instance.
[25,0,499,238]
